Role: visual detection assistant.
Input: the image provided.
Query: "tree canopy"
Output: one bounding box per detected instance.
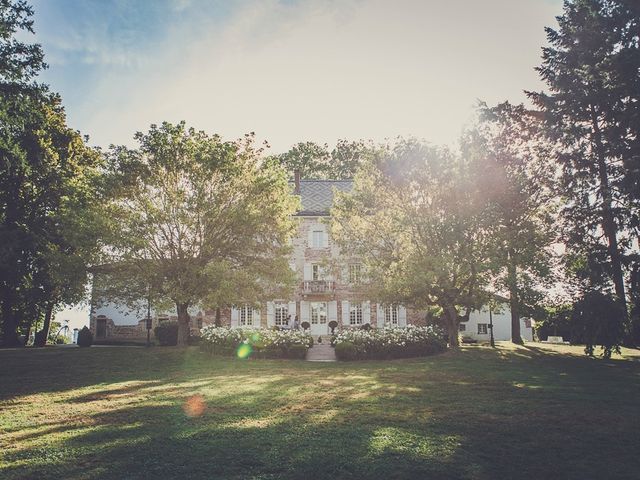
[331,139,491,346]
[105,122,299,346]
[0,0,106,346]
[465,102,558,344]
[529,0,640,352]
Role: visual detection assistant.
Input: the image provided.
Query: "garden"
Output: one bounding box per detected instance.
[332,325,447,360]
[200,326,314,359]
[197,324,448,361]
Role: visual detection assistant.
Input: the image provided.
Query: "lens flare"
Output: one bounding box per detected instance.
[237,342,253,359]
[183,394,206,418]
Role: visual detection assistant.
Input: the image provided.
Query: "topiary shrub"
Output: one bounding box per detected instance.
[154,321,179,346]
[335,341,358,361]
[77,326,93,348]
[360,323,372,331]
[301,321,310,331]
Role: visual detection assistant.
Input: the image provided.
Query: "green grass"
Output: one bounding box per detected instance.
[1,343,639,480]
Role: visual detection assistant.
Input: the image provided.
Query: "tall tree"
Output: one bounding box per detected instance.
[331,139,490,346]
[271,141,331,178]
[465,102,557,344]
[271,139,378,180]
[107,122,298,346]
[0,0,104,346]
[529,0,640,345]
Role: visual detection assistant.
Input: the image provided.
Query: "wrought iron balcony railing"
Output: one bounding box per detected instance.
[302,280,336,293]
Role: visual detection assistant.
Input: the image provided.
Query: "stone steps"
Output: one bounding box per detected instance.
[306,338,336,362]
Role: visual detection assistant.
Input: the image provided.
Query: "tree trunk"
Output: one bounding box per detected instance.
[591,107,628,323]
[443,304,460,347]
[176,302,191,347]
[34,303,54,347]
[507,251,523,345]
[215,307,221,327]
[0,297,20,347]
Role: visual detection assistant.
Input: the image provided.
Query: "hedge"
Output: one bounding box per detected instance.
[333,325,447,360]
[200,326,313,359]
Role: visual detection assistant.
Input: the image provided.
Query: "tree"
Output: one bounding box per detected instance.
[331,139,490,346]
[107,122,298,346]
[465,102,557,344]
[528,0,640,346]
[271,141,331,178]
[271,139,378,180]
[329,139,378,179]
[0,0,105,346]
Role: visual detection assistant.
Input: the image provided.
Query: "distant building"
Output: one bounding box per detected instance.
[90,175,532,342]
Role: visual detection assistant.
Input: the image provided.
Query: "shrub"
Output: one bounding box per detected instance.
[335,341,358,361]
[301,321,310,330]
[154,322,179,346]
[286,344,308,360]
[200,326,313,359]
[534,304,573,342]
[571,291,624,358]
[77,326,93,348]
[333,325,447,360]
[328,320,338,334]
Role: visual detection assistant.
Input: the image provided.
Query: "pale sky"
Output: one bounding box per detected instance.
[32,0,563,328]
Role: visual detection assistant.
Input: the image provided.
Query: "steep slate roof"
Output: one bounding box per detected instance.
[294,179,353,216]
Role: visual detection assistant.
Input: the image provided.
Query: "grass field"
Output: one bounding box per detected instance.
[1,343,639,480]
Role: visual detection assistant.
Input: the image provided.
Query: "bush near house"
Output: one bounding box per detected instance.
[200,326,313,359]
[154,322,179,346]
[76,326,93,348]
[333,325,447,360]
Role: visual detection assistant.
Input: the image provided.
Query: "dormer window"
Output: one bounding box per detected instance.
[312,230,324,248]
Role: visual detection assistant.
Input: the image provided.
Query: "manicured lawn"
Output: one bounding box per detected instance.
[1,343,639,480]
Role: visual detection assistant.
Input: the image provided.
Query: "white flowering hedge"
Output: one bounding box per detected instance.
[333,325,447,360]
[200,326,313,359]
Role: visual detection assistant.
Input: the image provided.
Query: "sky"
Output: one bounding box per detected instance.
[30,0,564,328]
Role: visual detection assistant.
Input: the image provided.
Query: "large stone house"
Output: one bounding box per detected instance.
[90,176,533,342]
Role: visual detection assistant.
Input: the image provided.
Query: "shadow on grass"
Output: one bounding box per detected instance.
[1,346,639,479]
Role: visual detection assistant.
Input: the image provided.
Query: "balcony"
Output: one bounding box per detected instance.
[302,280,336,294]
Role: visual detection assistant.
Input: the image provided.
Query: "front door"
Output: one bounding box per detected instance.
[96,318,107,338]
[310,302,328,336]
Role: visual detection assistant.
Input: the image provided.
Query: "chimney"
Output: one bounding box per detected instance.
[294,169,301,195]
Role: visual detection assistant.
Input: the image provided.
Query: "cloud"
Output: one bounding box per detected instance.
[36,0,561,152]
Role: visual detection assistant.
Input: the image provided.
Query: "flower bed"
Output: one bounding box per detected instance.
[200,326,313,359]
[333,325,447,360]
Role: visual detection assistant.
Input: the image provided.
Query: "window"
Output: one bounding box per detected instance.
[350,302,363,325]
[477,323,488,335]
[275,303,289,326]
[459,323,466,332]
[383,304,398,326]
[240,306,253,326]
[158,316,170,324]
[311,302,327,325]
[312,230,324,248]
[312,264,322,281]
[348,264,362,283]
